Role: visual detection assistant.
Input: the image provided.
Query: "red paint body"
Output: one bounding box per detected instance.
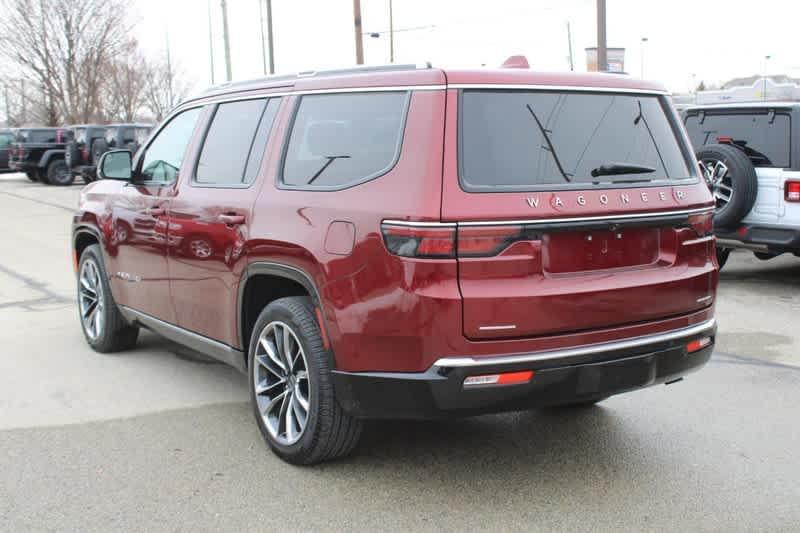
[74,68,717,374]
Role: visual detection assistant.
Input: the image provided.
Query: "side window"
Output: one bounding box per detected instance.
[195,98,280,185]
[140,107,203,183]
[281,92,408,189]
[0,134,11,148]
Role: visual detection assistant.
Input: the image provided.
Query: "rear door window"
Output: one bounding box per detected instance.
[0,133,12,148]
[195,97,280,185]
[459,90,692,191]
[684,111,791,168]
[25,130,58,143]
[281,92,408,189]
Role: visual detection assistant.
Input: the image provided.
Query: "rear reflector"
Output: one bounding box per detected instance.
[785,181,800,202]
[463,370,534,388]
[686,337,712,353]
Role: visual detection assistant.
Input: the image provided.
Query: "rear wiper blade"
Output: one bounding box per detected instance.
[525,104,572,183]
[590,163,656,178]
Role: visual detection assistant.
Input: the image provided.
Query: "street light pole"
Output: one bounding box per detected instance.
[258,0,267,75]
[208,0,215,84]
[266,0,275,74]
[597,0,607,71]
[640,37,648,78]
[388,0,394,63]
[763,55,771,101]
[221,0,233,81]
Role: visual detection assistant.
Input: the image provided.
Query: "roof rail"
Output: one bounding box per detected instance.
[182,62,434,106]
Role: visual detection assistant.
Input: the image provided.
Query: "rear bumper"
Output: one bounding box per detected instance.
[716,225,800,253]
[333,318,716,419]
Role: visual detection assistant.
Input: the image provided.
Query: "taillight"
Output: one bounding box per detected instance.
[381,222,532,259]
[786,181,800,202]
[687,211,713,237]
[82,148,90,162]
[381,224,456,258]
[457,225,524,257]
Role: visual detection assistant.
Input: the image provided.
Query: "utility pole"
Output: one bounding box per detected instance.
[566,22,574,71]
[208,0,215,84]
[20,79,26,125]
[266,0,275,74]
[763,55,771,101]
[388,0,394,63]
[3,85,10,127]
[258,0,267,75]
[596,0,607,72]
[353,0,364,64]
[221,0,233,81]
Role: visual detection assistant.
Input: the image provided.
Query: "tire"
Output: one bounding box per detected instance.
[716,247,731,270]
[696,144,758,229]
[77,244,139,353]
[91,139,109,165]
[46,159,74,186]
[67,140,80,169]
[25,171,37,182]
[249,296,362,465]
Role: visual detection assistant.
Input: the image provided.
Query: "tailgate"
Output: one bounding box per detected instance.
[442,86,717,340]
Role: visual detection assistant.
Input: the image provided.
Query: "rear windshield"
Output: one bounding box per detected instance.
[459,90,692,191]
[19,129,59,143]
[74,128,87,143]
[684,111,791,168]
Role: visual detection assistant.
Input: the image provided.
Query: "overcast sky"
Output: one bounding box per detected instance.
[133,0,800,96]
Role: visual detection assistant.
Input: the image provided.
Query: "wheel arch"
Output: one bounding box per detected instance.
[38,149,66,168]
[73,225,102,268]
[238,262,331,368]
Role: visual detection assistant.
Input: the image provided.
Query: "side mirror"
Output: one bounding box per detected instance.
[98,149,133,180]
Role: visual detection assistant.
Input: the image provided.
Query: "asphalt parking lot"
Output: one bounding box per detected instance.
[1,172,799,531]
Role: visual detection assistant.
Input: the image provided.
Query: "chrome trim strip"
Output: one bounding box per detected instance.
[433,318,717,368]
[119,305,246,373]
[449,83,669,95]
[479,325,517,331]
[716,238,769,251]
[456,207,713,227]
[382,220,457,228]
[682,236,715,246]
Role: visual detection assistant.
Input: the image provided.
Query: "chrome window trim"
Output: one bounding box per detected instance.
[382,207,713,229]
[433,318,717,368]
[449,83,669,95]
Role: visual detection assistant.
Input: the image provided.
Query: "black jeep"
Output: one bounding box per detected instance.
[0,129,15,172]
[8,128,72,185]
[66,123,152,182]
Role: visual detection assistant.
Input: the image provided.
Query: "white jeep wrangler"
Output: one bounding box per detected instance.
[684,102,800,268]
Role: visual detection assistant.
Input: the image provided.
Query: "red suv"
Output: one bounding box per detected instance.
[72,64,718,464]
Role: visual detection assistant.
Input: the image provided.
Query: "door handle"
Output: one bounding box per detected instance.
[218,213,245,225]
[147,207,165,216]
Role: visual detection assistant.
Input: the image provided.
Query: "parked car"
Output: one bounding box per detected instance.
[9,127,71,185]
[66,123,152,183]
[684,102,800,268]
[72,63,718,464]
[0,129,15,172]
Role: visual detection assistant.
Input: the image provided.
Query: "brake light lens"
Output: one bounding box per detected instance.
[81,148,90,162]
[381,224,456,258]
[688,211,713,237]
[786,181,800,202]
[457,225,524,257]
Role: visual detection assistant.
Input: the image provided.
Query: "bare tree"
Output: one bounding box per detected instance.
[104,39,148,122]
[143,54,191,121]
[0,0,132,124]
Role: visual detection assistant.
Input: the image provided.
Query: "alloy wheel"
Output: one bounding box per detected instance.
[79,259,104,340]
[253,321,311,446]
[700,158,734,211]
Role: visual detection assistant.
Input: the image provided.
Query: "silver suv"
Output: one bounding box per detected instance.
[684,102,800,268]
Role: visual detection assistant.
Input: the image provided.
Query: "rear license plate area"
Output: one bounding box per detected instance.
[543,228,660,273]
